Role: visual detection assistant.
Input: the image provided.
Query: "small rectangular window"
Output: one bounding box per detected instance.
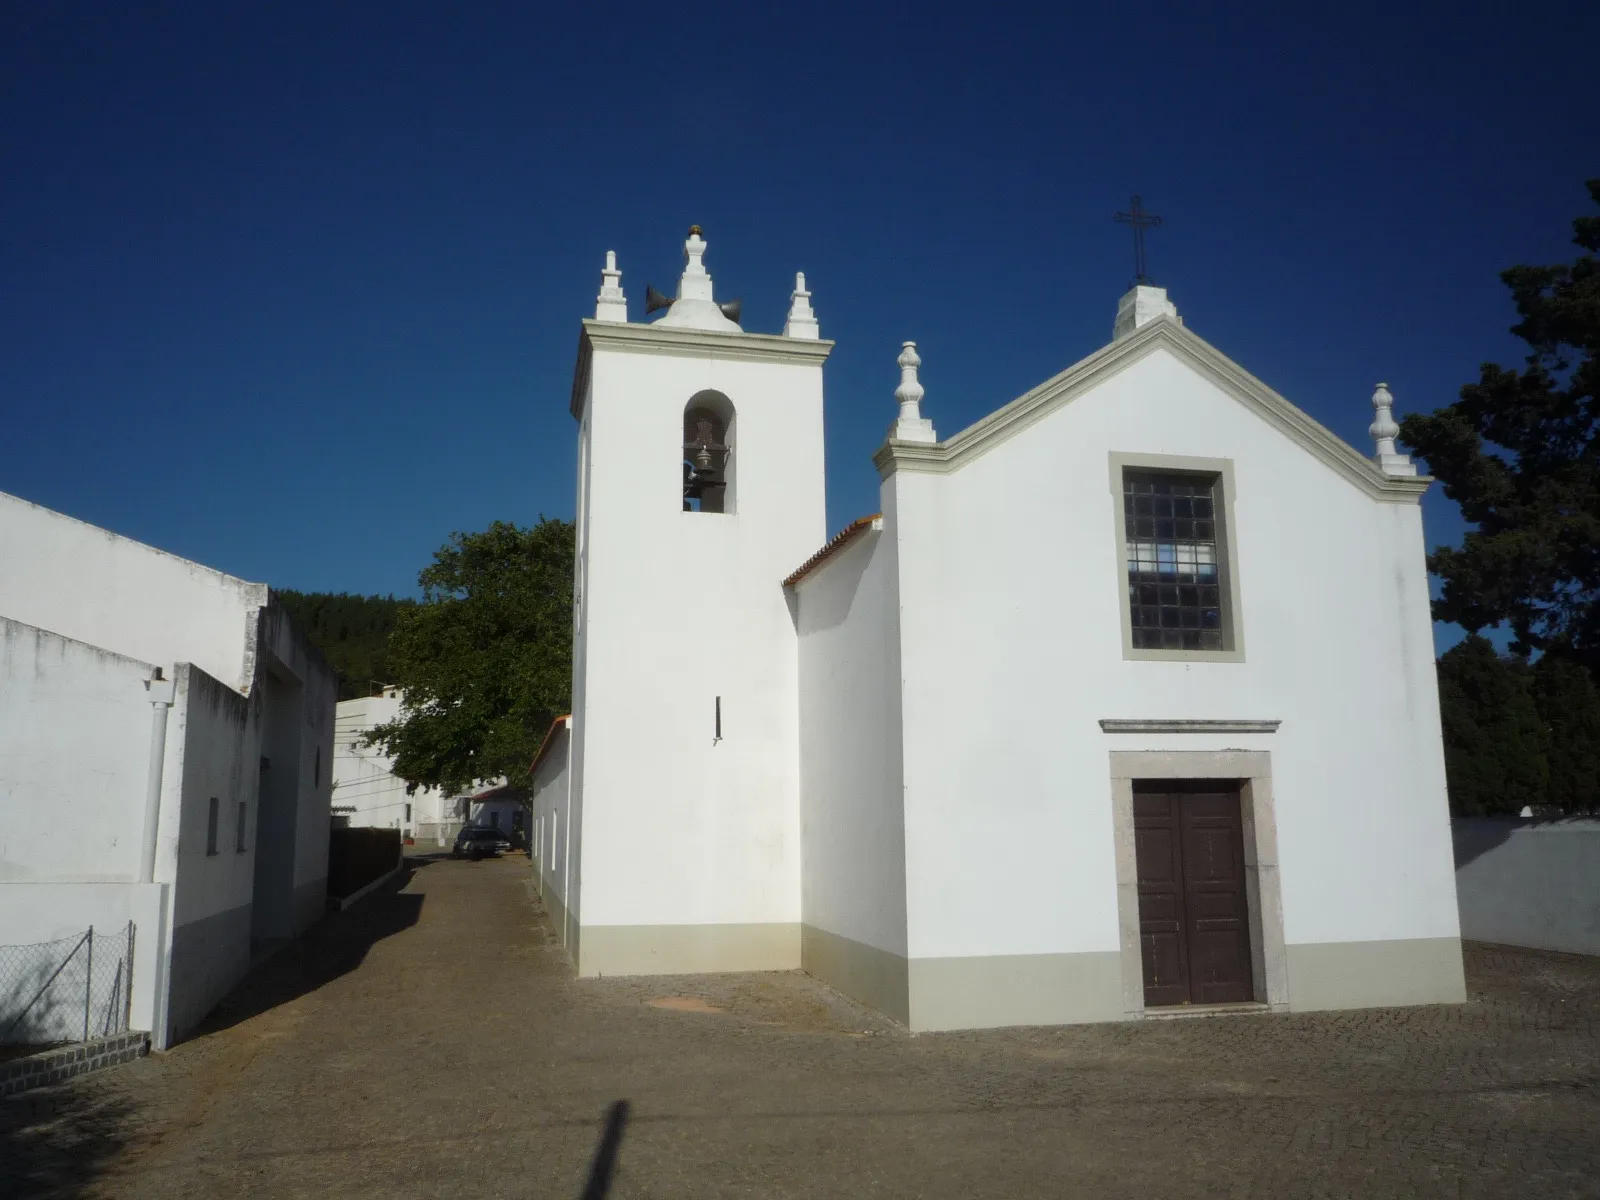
[236,801,248,852]
[1113,455,1244,661]
[206,797,220,856]
[404,803,412,822]
[489,811,500,828]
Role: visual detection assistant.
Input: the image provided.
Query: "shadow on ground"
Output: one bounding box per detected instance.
[192,857,433,1038]
[0,1081,136,1199]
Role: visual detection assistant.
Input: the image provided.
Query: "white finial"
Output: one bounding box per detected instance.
[888,341,937,444]
[679,225,712,301]
[654,225,740,331]
[1369,382,1416,476]
[783,271,820,339]
[595,249,627,322]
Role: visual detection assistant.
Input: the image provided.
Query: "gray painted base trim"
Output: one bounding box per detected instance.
[167,901,253,1044]
[1287,937,1466,1011]
[801,925,909,1025]
[541,882,579,961]
[577,922,800,978]
[907,951,1124,1032]
[333,863,400,911]
[291,877,327,935]
[1099,719,1281,734]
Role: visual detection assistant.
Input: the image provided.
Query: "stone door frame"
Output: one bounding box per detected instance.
[1110,750,1289,1017]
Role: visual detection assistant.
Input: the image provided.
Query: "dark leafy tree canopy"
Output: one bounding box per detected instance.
[365,519,574,795]
[1400,181,1600,670]
[274,590,415,700]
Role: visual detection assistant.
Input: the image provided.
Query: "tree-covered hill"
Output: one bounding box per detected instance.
[274,590,415,700]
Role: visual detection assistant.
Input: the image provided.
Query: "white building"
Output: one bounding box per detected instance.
[332,689,458,844]
[0,491,337,1047]
[532,230,1465,1031]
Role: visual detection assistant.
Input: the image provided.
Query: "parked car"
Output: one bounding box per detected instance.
[453,826,512,859]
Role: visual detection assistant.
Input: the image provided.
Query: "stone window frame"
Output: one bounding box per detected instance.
[1109,452,1246,663]
[1109,750,1288,1017]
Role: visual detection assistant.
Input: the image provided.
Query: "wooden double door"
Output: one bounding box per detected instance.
[1133,781,1255,1007]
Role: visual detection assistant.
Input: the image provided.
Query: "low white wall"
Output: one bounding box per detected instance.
[0,618,155,883]
[1454,818,1600,955]
[0,882,167,1037]
[794,526,908,958]
[531,721,575,935]
[0,489,264,691]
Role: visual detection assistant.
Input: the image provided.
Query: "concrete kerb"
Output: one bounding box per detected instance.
[330,854,406,913]
[0,1031,150,1098]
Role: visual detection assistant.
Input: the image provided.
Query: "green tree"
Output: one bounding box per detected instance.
[366,519,574,794]
[1400,181,1600,671]
[274,590,414,700]
[1531,653,1600,814]
[1435,635,1548,816]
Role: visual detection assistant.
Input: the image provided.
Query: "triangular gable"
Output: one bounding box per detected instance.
[872,316,1430,504]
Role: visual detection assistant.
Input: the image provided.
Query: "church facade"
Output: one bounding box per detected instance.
[530,230,1466,1030]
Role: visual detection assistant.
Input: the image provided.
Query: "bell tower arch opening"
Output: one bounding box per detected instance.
[683,390,736,514]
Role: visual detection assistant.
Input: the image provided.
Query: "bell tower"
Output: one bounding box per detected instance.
[565,230,832,976]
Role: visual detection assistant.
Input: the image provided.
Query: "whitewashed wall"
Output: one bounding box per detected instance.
[573,330,826,937]
[333,692,456,840]
[0,490,263,690]
[0,618,156,882]
[164,663,260,1040]
[1454,818,1600,955]
[890,345,1457,966]
[531,720,575,943]
[793,527,908,959]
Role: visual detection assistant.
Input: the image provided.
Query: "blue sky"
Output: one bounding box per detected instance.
[2,2,1594,652]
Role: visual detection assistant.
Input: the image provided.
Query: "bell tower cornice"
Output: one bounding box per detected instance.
[570,319,834,418]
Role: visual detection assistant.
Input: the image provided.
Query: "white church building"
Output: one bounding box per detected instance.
[531,229,1465,1031]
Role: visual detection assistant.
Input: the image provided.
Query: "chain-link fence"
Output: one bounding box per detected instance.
[0,923,135,1046]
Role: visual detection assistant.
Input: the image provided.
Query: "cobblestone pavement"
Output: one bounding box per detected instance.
[3,854,1597,1198]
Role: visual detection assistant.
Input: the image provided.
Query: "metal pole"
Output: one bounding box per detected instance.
[125,919,135,1034]
[84,925,94,1043]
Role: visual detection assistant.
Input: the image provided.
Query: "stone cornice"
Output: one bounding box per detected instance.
[571,320,834,418]
[873,317,1432,505]
[1099,719,1282,734]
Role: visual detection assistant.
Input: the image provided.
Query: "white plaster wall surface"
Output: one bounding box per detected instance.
[0,882,166,1035]
[470,798,529,834]
[575,335,826,928]
[0,490,263,691]
[0,618,156,882]
[892,346,1457,962]
[334,694,453,832]
[531,724,572,899]
[794,527,908,956]
[168,663,260,929]
[1453,819,1600,955]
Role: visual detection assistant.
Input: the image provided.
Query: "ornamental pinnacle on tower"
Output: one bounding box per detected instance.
[644,226,744,332]
[594,250,627,322]
[889,341,937,444]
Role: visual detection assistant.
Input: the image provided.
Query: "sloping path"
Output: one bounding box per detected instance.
[4,854,1599,1198]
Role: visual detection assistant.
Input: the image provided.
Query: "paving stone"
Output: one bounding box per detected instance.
[2,856,1596,1198]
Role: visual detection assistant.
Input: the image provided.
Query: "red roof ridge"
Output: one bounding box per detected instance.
[529,713,573,777]
[782,514,883,588]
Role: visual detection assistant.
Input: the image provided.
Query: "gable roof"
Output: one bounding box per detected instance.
[871,315,1430,504]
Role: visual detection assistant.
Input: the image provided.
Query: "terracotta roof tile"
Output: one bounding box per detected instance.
[529,714,572,777]
[782,514,882,588]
